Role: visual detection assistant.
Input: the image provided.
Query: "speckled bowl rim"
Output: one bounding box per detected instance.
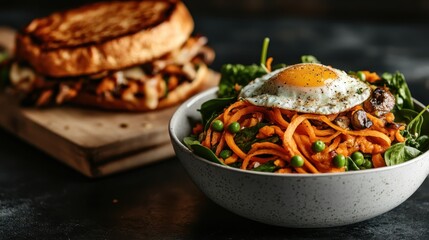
[170,87,429,178]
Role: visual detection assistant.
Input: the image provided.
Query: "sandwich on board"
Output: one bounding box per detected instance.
[5,0,215,111]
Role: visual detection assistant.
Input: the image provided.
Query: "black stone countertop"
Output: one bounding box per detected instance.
[1,16,429,239]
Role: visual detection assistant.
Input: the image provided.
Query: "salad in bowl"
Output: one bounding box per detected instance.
[169,38,429,227]
[184,38,429,174]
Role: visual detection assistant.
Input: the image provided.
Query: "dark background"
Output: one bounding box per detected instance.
[1,0,429,22]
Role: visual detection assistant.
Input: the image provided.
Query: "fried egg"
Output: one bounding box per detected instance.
[239,63,371,114]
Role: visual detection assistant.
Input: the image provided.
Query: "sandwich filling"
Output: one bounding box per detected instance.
[7,36,214,110]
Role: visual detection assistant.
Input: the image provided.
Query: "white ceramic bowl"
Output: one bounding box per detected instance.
[169,87,429,228]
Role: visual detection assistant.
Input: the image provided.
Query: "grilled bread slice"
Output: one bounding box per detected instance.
[15,0,194,77]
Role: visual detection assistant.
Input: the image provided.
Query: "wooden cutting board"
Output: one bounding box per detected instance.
[0,27,219,177]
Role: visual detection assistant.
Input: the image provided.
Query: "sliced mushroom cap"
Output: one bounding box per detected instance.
[363,87,395,117]
[334,116,350,129]
[351,109,373,130]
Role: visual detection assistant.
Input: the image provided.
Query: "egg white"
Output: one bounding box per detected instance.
[239,64,371,114]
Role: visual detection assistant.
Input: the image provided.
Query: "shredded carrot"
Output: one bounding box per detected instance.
[211,131,222,146]
[274,159,286,167]
[249,142,288,154]
[223,100,247,123]
[277,168,293,173]
[294,134,314,164]
[198,97,407,174]
[272,108,289,128]
[395,129,406,142]
[224,154,238,164]
[313,128,336,137]
[372,153,386,168]
[215,132,226,155]
[241,149,288,170]
[266,57,273,72]
[302,120,317,142]
[256,126,275,139]
[362,71,381,83]
[192,123,203,135]
[385,112,395,123]
[203,127,212,148]
[224,132,246,159]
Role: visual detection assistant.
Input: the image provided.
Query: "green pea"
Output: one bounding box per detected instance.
[290,155,304,167]
[211,120,224,132]
[363,159,373,169]
[312,140,325,153]
[351,151,364,166]
[333,154,346,168]
[228,122,241,133]
[219,149,232,159]
[357,71,366,81]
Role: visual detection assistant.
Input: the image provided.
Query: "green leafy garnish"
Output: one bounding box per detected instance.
[234,123,280,152]
[189,144,226,165]
[198,97,235,131]
[380,72,413,110]
[301,55,320,64]
[217,38,282,98]
[393,108,419,124]
[183,136,200,149]
[217,64,267,98]
[384,143,421,166]
[405,105,429,137]
[385,105,429,166]
[260,37,270,69]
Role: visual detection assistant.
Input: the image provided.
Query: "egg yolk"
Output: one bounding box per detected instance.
[275,63,338,87]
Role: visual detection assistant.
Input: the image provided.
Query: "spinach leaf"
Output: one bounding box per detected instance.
[183,136,200,149]
[416,135,429,151]
[184,135,226,166]
[406,105,429,137]
[380,72,413,110]
[301,55,320,64]
[384,143,421,166]
[234,123,266,152]
[198,97,235,131]
[252,161,279,172]
[407,135,429,151]
[393,108,419,124]
[190,144,226,166]
[233,123,280,153]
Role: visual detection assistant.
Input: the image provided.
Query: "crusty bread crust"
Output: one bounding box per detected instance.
[70,64,217,111]
[15,0,194,77]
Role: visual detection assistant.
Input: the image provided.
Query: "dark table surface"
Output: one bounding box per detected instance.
[1,13,429,240]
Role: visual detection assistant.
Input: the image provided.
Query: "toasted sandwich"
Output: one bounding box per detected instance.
[5,0,215,111]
